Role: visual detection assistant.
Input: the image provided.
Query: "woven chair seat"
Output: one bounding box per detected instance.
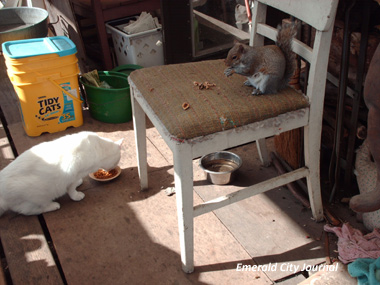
[129,59,309,140]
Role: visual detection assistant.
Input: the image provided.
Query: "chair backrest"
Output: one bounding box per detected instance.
[249,0,339,106]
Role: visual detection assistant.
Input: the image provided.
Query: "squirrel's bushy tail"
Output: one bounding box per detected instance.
[276,22,297,87]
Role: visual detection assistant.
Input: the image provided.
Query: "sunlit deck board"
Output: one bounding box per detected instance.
[0,214,63,285]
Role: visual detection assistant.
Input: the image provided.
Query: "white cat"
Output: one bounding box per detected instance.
[0,131,122,216]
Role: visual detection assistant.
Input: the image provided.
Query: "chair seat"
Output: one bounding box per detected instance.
[129,59,309,140]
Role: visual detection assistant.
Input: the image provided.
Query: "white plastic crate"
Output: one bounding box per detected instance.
[106,17,164,67]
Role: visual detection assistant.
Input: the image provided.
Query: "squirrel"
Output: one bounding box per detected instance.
[224,22,297,95]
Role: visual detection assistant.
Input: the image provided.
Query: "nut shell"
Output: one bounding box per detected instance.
[182,102,190,110]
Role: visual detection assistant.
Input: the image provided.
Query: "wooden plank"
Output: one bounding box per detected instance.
[0,56,21,126]
[0,122,63,284]
[0,123,15,170]
[0,214,63,285]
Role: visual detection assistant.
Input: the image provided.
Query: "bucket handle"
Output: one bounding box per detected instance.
[48,78,83,104]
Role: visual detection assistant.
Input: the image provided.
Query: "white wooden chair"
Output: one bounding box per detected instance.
[129,0,339,273]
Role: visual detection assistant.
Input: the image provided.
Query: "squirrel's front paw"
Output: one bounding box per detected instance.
[251,88,262,96]
[244,80,253,86]
[224,68,234,77]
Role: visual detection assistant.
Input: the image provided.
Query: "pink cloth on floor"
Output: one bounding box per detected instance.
[324,223,380,264]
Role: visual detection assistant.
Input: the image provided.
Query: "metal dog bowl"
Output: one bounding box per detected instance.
[199,151,242,185]
[0,7,49,50]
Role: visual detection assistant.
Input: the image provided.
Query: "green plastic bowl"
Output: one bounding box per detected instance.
[80,71,131,123]
[112,64,143,76]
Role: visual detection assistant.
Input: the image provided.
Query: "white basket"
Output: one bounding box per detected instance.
[106,17,164,68]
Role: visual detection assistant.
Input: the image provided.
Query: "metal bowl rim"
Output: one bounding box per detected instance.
[199,151,242,175]
[0,7,49,35]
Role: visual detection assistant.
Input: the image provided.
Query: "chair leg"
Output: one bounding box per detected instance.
[256,138,271,166]
[131,92,148,190]
[304,125,324,221]
[173,145,194,273]
[92,0,113,70]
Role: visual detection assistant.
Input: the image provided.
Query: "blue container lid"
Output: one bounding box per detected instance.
[2,36,77,59]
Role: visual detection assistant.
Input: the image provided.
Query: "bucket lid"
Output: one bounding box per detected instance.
[2,36,77,59]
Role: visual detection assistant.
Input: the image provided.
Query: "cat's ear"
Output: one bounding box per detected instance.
[115,138,124,146]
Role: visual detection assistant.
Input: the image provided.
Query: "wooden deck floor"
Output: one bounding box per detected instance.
[0,54,361,284]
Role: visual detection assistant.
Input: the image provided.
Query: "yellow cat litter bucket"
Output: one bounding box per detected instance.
[2,36,83,136]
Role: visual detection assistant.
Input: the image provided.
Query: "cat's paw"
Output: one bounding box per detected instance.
[70,191,85,201]
[43,202,61,213]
